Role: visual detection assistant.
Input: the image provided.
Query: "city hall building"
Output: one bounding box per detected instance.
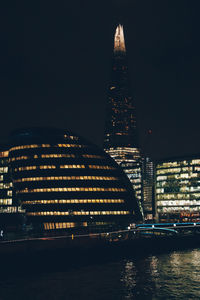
[155,156,200,222]
[9,127,142,232]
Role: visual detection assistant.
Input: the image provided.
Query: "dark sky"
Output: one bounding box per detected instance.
[1,0,200,160]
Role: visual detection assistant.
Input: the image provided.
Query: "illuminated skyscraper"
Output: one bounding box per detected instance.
[104,24,143,216]
[104,24,137,149]
[142,156,154,220]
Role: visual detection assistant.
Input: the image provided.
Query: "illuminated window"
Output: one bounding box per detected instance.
[60,165,85,169]
[27,210,130,216]
[0,151,9,158]
[88,165,116,170]
[18,187,126,194]
[22,199,124,205]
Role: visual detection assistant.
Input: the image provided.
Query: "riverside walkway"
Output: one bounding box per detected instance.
[1,222,200,244]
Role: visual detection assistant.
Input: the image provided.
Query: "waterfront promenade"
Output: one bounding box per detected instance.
[1,222,200,257]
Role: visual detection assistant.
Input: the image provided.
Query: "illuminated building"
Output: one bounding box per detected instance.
[9,128,142,232]
[155,156,200,222]
[0,145,24,231]
[142,157,154,220]
[104,24,143,216]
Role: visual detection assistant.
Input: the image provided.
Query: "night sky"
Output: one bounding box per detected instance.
[1,0,200,160]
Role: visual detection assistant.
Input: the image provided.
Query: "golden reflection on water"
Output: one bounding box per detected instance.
[120,250,200,299]
[120,256,162,299]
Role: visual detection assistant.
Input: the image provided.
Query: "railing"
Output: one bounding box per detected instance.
[1,222,200,244]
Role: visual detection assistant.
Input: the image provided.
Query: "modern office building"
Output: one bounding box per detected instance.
[9,127,142,232]
[142,156,154,220]
[104,24,143,216]
[155,156,200,222]
[0,145,24,231]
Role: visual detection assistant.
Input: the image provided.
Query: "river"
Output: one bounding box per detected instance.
[1,248,200,299]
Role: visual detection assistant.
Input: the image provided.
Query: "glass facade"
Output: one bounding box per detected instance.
[0,147,24,231]
[142,157,154,220]
[105,147,142,201]
[155,157,200,222]
[0,149,13,213]
[104,24,144,217]
[9,128,142,232]
[104,24,137,149]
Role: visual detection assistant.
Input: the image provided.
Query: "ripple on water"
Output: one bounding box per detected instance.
[1,248,200,300]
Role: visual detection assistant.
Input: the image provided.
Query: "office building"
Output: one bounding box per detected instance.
[104,24,143,216]
[156,156,200,222]
[142,156,154,220]
[0,145,24,231]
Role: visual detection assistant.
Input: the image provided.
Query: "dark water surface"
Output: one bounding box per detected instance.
[1,248,200,300]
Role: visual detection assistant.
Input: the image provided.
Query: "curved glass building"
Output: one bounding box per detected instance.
[9,128,141,232]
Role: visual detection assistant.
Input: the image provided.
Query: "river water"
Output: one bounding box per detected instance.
[1,248,200,300]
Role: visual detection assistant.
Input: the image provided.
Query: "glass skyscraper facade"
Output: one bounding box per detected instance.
[142,156,154,220]
[156,157,200,222]
[104,24,143,217]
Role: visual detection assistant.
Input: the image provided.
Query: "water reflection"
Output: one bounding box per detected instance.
[121,249,200,299]
[121,256,161,299]
[2,249,200,299]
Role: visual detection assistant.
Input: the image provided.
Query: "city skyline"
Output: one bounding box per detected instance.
[1,0,200,159]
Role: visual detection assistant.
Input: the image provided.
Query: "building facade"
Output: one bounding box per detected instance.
[0,146,24,231]
[155,156,200,222]
[104,24,143,217]
[142,156,154,220]
[9,128,142,232]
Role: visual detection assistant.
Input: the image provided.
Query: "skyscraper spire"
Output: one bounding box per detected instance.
[104,24,144,218]
[104,23,137,149]
[114,24,126,53]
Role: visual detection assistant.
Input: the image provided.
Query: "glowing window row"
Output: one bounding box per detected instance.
[88,165,116,170]
[10,156,29,162]
[157,193,200,200]
[0,207,17,213]
[157,200,200,207]
[191,160,200,165]
[11,154,76,161]
[10,144,50,151]
[156,180,190,188]
[156,186,200,194]
[27,210,130,216]
[10,144,85,152]
[0,167,8,174]
[60,165,85,169]
[15,166,37,171]
[0,183,12,189]
[0,199,12,205]
[44,222,77,230]
[22,199,124,205]
[14,165,116,172]
[41,154,75,158]
[57,144,83,148]
[157,168,181,175]
[18,187,126,193]
[158,207,199,213]
[14,176,119,182]
[14,165,57,171]
[157,160,200,169]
